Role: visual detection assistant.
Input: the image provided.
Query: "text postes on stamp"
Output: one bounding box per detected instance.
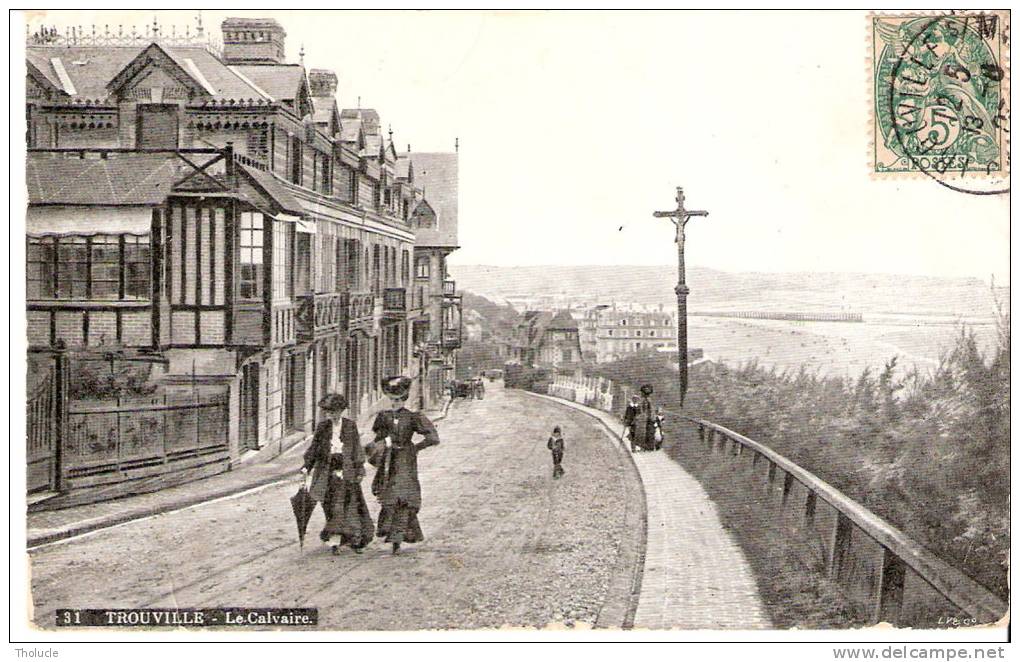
[871,12,1010,194]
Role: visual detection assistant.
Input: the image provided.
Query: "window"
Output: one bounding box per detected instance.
[58,238,88,298]
[607,329,613,337]
[649,330,656,337]
[27,235,152,301]
[344,239,360,290]
[635,342,642,350]
[124,236,150,299]
[664,318,671,326]
[620,319,628,326]
[384,187,392,208]
[290,136,302,185]
[415,256,430,279]
[372,245,381,293]
[239,211,264,300]
[401,250,410,287]
[273,222,293,299]
[90,235,120,299]
[635,330,642,337]
[247,129,268,161]
[26,238,55,299]
[649,319,656,327]
[350,169,359,203]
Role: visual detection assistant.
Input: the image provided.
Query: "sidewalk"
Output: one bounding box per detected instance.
[525,391,772,630]
[26,398,453,549]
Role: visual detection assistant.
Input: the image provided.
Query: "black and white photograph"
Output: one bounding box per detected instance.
[10,7,1011,651]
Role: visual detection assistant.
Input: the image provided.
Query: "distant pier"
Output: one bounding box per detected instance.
[691,311,863,323]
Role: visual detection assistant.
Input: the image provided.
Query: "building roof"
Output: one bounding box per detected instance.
[235,164,305,215]
[406,152,458,248]
[339,119,363,143]
[547,309,579,331]
[26,153,180,205]
[362,133,382,156]
[516,309,578,351]
[341,108,380,127]
[231,63,304,102]
[395,156,412,180]
[310,96,336,125]
[26,44,270,104]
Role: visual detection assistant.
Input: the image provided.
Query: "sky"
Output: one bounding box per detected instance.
[19,10,1010,283]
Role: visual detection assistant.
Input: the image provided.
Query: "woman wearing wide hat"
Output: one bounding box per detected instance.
[634,384,657,452]
[300,393,374,554]
[366,375,441,555]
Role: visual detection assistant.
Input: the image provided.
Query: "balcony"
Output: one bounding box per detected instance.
[441,327,462,350]
[296,292,348,340]
[348,292,378,334]
[383,287,407,320]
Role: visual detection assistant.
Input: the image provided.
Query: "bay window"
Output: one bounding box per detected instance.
[26,234,151,300]
[239,211,264,301]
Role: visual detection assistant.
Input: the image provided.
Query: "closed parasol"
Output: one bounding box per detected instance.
[290,483,316,549]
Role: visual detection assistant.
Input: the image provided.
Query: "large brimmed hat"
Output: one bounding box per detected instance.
[640,384,654,397]
[318,393,348,414]
[382,375,412,398]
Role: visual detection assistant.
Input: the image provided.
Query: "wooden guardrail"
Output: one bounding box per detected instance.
[686,416,1008,627]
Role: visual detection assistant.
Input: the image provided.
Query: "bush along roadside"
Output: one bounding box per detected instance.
[581,310,1009,607]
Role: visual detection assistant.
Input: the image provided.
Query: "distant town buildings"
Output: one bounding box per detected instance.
[506,310,582,369]
[579,303,678,363]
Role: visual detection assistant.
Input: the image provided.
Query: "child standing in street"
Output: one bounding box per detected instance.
[547,426,565,479]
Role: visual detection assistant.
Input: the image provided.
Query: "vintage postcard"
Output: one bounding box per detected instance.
[11,8,1011,651]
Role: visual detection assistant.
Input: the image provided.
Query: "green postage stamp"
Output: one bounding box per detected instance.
[871,12,1010,190]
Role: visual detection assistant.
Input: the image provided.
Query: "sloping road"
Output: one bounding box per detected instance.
[29,382,640,630]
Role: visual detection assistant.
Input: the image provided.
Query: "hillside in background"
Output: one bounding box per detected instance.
[460,291,518,339]
[448,265,1003,318]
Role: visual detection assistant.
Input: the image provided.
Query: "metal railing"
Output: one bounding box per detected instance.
[295,292,348,339]
[348,293,377,326]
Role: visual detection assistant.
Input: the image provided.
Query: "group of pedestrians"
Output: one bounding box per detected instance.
[622,385,666,453]
[542,383,667,482]
[299,375,440,556]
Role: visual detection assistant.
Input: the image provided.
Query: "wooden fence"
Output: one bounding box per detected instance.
[686,417,1007,627]
[63,387,230,489]
[523,370,1008,627]
[26,358,58,492]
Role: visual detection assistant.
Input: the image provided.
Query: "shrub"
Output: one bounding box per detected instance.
[597,312,1010,601]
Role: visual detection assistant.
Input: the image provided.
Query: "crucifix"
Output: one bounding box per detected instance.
[653,186,708,407]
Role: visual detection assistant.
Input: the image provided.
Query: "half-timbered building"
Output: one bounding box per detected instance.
[24,17,461,500]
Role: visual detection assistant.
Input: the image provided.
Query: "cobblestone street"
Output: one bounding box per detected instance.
[525,392,772,630]
[28,383,640,630]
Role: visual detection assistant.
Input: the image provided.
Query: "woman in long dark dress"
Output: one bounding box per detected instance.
[634,384,657,452]
[367,376,441,555]
[300,393,374,555]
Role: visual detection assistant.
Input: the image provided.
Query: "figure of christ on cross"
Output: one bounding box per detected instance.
[653,186,708,407]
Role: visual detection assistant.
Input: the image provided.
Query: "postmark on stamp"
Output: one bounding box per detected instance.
[871,12,1010,194]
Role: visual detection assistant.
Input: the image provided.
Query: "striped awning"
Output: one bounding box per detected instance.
[26,205,152,237]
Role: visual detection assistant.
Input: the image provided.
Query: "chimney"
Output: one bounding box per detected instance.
[308,69,338,97]
[221,17,286,64]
